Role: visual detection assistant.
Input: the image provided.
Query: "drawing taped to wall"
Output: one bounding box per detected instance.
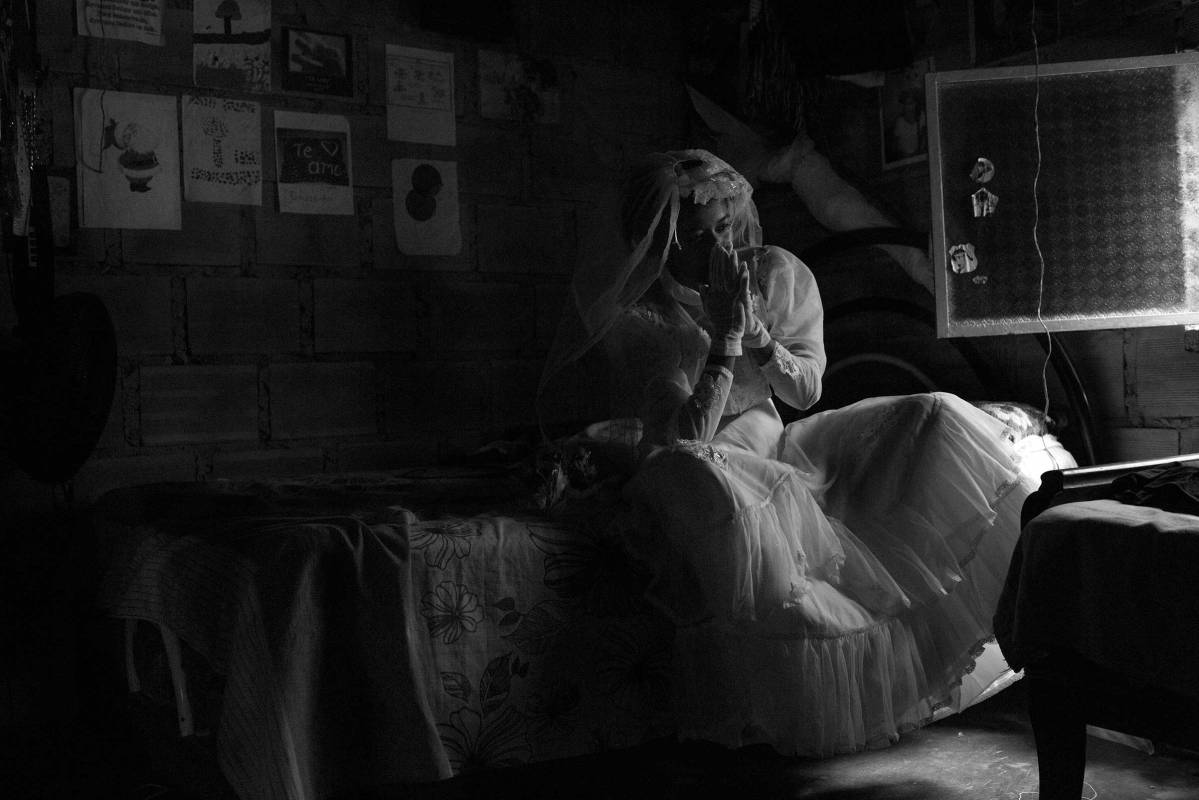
[274,111,353,215]
[193,0,271,93]
[392,158,460,256]
[74,88,181,230]
[283,28,353,97]
[183,95,262,205]
[386,45,455,145]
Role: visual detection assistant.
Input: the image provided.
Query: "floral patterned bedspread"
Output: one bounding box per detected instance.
[93,467,675,800]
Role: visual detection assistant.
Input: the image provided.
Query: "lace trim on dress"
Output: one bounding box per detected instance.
[688,366,730,419]
[675,439,729,469]
[770,341,802,378]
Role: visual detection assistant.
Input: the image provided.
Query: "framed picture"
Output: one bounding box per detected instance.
[880,57,934,170]
[282,27,352,97]
[927,53,1199,337]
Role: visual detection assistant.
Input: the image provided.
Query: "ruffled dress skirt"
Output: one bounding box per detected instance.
[620,392,1034,757]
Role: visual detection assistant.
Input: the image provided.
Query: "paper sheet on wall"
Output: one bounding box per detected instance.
[479,50,560,123]
[275,111,353,215]
[77,0,164,46]
[386,45,455,145]
[392,158,460,256]
[75,88,181,230]
[183,95,262,205]
[193,0,271,93]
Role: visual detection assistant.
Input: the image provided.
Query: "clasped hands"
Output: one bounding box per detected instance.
[700,245,769,357]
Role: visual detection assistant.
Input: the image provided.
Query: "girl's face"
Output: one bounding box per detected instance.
[668,197,734,287]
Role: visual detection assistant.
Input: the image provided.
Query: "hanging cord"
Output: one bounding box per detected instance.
[1028,1,1064,471]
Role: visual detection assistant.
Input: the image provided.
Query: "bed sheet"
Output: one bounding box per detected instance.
[94,469,675,800]
[94,426,1073,800]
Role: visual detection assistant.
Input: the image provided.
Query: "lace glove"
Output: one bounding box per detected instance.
[701,247,751,357]
[742,310,771,350]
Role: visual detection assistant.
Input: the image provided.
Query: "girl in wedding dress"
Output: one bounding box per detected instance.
[539,148,1034,756]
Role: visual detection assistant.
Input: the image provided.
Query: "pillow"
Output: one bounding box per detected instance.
[1013,432,1077,484]
[972,400,1051,444]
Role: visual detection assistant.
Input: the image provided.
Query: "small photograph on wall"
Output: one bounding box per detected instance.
[74,88,181,230]
[880,57,933,170]
[392,158,460,256]
[282,28,353,97]
[274,110,353,215]
[193,0,271,93]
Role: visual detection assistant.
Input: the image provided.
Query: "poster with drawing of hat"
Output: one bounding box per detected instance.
[392,158,460,256]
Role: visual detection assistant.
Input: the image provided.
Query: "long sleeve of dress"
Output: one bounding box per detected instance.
[754,247,826,411]
[642,364,735,444]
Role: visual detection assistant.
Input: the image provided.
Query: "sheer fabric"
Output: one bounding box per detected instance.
[538,149,762,428]
[539,148,1030,756]
[601,245,824,448]
[620,393,1031,756]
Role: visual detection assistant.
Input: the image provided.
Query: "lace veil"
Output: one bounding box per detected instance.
[537,149,762,432]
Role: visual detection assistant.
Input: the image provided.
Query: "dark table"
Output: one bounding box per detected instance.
[995,457,1199,800]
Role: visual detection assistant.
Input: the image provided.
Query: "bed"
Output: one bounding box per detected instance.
[88,233,1093,800]
[95,465,677,799]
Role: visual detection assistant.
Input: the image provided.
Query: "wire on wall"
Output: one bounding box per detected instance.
[1028,0,1063,470]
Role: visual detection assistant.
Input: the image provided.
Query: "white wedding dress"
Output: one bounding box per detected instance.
[597,246,1034,756]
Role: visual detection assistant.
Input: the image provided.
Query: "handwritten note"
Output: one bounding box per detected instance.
[77,0,164,46]
[274,111,353,215]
